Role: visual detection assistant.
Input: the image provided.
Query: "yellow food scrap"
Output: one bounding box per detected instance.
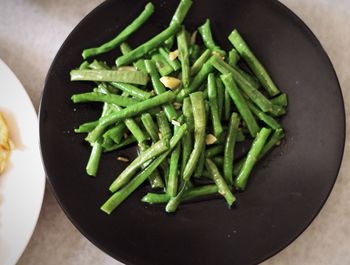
[159,76,181,90]
[0,113,11,174]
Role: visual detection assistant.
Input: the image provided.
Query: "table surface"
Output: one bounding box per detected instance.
[1,0,349,264]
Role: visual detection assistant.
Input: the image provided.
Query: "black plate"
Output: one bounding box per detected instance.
[39,0,345,264]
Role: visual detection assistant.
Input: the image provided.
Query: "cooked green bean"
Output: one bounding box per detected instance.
[206,159,235,207]
[228,49,240,66]
[198,19,225,56]
[216,77,225,120]
[229,29,280,96]
[70,69,149,86]
[191,49,211,76]
[151,53,174,76]
[142,184,218,204]
[109,139,169,192]
[183,92,206,181]
[86,91,176,143]
[167,142,181,196]
[144,60,178,121]
[223,113,239,185]
[177,26,191,87]
[235,128,271,190]
[141,113,159,142]
[158,47,181,71]
[247,100,281,130]
[71,92,138,107]
[74,120,98,133]
[103,135,137,153]
[170,0,193,25]
[101,124,187,214]
[212,156,224,168]
[86,139,103,177]
[211,56,274,113]
[221,73,260,137]
[208,73,223,137]
[194,151,205,177]
[271,93,288,107]
[82,3,154,59]
[120,42,132,54]
[189,44,201,63]
[224,88,231,122]
[156,112,172,140]
[116,23,181,66]
[103,123,126,144]
[177,58,214,100]
[110,82,151,100]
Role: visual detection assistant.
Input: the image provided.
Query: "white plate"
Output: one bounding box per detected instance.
[0,59,45,265]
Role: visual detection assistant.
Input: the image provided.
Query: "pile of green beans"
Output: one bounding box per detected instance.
[71,0,288,214]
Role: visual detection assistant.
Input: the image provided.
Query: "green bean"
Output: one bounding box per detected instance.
[247,100,281,130]
[116,23,181,66]
[144,60,178,121]
[139,142,164,189]
[110,82,151,100]
[260,128,284,158]
[167,142,181,197]
[86,139,103,177]
[216,77,225,120]
[221,73,260,137]
[158,47,181,71]
[151,53,174,76]
[229,30,280,96]
[210,56,274,113]
[232,128,285,176]
[70,69,149,86]
[156,112,172,140]
[82,3,154,59]
[141,113,159,142]
[109,139,169,192]
[234,66,260,89]
[224,88,231,122]
[205,159,235,207]
[208,73,223,138]
[228,49,240,66]
[74,120,98,133]
[234,128,271,190]
[170,0,193,26]
[183,92,206,181]
[189,44,201,64]
[206,144,224,158]
[198,19,226,56]
[237,129,246,142]
[271,93,288,107]
[181,131,192,174]
[182,97,194,131]
[177,26,191,87]
[142,184,218,204]
[89,60,110,70]
[71,92,138,107]
[101,124,187,214]
[103,123,126,144]
[191,49,211,76]
[103,135,137,153]
[194,151,205,177]
[176,58,214,100]
[223,113,240,185]
[86,91,176,143]
[120,42,132,54]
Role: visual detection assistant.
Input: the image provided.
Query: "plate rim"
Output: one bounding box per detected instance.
[38,0,346,264]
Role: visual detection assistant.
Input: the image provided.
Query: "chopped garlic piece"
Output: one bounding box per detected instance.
[168,50,179,61]
[173,102,182,110]
[160,76,181,90]
[212,51,225,60]
[206,134,217,145]
[171,120,181,126]
[117,156,129,162]
[190,31,197,45]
